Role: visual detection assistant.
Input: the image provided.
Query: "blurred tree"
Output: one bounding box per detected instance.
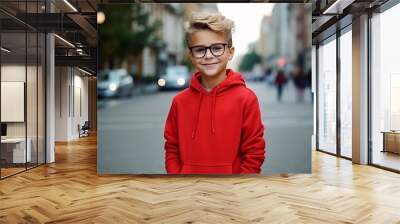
[181,54,194,72]
[99,4,163,69]
[239,50,262,72]
[180,39,194,72]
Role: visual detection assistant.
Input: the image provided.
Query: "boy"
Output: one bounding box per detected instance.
[164,12,266,174]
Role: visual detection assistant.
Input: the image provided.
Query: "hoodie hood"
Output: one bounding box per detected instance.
[189,69,246,139]
[189,69,245,95]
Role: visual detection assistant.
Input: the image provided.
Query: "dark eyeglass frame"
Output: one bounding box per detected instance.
[188,43,231,59]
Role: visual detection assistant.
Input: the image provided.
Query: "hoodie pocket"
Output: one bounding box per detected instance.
[180,162,233,174]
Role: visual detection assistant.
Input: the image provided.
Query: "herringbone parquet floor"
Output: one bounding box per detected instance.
[1,134,400,224]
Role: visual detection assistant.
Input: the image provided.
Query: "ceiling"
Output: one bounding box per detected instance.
[311,0,390,43]
[1,0,395,73]
[1,0,97,73]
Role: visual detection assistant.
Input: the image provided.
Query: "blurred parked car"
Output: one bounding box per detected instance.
[98,69,134,98]
[157,65,190,90]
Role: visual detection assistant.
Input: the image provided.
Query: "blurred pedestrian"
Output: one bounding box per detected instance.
[292,67,307,103]
[264,68,273,87]
[305,69,312,103]
[275,70,287,102]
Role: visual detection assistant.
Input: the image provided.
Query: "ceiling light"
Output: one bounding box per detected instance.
[63,0,78,12]
[97,11,106,24]
[1,47,11,53]
[323,0,354,15]
[54,34,75,48]
[78,67,93,76]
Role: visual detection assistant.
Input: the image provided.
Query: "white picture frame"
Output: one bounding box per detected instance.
[1,81,25,122]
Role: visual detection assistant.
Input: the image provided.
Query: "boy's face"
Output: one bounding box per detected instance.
[188,29,235,78]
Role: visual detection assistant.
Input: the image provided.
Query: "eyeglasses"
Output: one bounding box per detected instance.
[189,43,230,59]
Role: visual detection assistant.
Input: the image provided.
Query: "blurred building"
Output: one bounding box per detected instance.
[294,4,312,72]
[140,4,185,78]
[257,4,312,72]
[256,15,272,64]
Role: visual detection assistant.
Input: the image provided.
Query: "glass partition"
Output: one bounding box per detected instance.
[1,30,28,177]
[339,28,352,158]
[371,3,400,171]
[0,1,46,179]
[317,35,337,155]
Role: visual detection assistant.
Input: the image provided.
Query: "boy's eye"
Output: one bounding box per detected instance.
[193,47,205,54]
[211,45,224,51]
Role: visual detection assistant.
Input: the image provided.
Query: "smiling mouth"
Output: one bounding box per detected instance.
[202,62,219,65]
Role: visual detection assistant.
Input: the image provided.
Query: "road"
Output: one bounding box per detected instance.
[98,81,313,174]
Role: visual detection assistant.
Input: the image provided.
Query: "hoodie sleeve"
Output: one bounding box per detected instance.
[239,95,266,174]
[164,99,182,174]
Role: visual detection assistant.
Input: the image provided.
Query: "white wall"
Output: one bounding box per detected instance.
[54,67,89,141]
[72,72,89,138]
[55,66,69,141]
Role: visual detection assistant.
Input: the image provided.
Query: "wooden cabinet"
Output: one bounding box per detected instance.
[382,132,400,154]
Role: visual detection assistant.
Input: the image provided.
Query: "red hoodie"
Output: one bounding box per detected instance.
[164,69,266,174]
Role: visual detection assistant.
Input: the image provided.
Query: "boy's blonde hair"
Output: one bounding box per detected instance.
[184,12,235,47]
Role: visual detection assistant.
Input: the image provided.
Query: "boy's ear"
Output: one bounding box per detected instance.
[228,47,235,60]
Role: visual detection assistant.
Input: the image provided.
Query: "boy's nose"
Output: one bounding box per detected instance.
[204,49,214,59]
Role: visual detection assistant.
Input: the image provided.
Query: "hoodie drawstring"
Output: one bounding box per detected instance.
[192,92,203,139]
[191,89,218,139]
[211,91,217,134]
[189,69,246,139]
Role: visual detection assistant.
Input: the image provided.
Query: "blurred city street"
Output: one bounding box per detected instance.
[97,3,313,174]
[98,81,313,174]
